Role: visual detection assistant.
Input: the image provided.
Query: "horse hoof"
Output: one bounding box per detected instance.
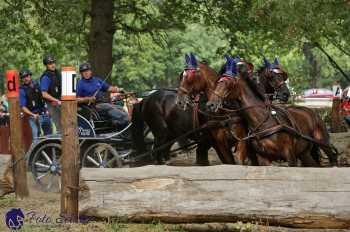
[196,161,210,166]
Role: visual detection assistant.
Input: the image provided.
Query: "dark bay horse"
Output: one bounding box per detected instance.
[177,54,249,164]
[132,89,216,165]
[256,57,290,103]
[207,64,338,166]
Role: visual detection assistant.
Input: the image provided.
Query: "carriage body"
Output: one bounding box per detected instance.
[26,102,153,192]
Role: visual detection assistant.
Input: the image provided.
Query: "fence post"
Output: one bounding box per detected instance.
[60,67,79,222]
[6,70,29,198]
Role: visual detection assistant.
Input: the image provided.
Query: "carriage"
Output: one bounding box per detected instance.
[26,93,154,192]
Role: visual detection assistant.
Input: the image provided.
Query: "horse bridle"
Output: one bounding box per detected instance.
[178,68,207,108]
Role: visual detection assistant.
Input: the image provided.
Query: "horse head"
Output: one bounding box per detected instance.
[177,53,218,110]
[207,55,242,112]
[258,57,290,103]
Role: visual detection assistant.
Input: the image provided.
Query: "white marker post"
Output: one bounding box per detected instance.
[60,67,80,222]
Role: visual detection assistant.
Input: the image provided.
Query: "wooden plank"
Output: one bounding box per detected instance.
[80,165,350,229]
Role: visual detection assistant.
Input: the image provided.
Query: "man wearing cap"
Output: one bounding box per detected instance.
[40,54,62,133]
[20,69,52,143]
[76,63,129,130]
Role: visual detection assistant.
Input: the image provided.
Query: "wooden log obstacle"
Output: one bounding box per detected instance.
[80,165,350,229]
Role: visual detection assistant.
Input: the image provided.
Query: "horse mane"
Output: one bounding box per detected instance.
[199,63,219,82]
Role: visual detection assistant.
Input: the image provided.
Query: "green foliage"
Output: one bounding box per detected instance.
[0,0,349,94]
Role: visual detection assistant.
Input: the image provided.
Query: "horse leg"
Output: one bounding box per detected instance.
[146,115,172,164]
[285,146,298,167]
[299,147,320,167]
[231,124,248,165]
[210,129,235,164]
[310,145,322,166]
[320,144,339,167]
[195,139,211,166]
[257,155,272,166]
[153,135,173,164]
[313,124,338,166]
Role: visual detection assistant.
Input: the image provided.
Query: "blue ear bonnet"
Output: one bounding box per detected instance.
[185,52,198,70]
[263,56,280,69]
[222,55,239,78]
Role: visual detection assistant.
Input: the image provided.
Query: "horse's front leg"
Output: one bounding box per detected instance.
[195,138,211,166]
[231,124,253,165]
[210,128,236,164]
[286,147,298,167]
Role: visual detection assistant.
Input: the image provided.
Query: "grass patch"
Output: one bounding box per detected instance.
[0,195,16,208]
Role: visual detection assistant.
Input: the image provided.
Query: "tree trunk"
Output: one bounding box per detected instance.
[88,0,114,78]
[302,42,320,88]
[80,165,350,229]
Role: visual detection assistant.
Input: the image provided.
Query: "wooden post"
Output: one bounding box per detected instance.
[60,67,79,222]
[330,97,347,133]
[6,70,29,198]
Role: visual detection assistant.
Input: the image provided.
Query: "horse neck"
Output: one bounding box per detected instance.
[238,77,273,130]
[200,65,218,98]
[257,70,273,95]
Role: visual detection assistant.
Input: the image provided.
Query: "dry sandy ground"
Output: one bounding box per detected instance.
[0,132,349,231]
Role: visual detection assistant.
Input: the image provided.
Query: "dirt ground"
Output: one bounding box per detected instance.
[0,132,349,231]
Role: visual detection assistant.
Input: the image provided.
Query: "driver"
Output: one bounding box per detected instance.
[76,63,129,130]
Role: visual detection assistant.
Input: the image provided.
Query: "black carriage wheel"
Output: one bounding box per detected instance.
[82,143,123,168]
[31,143,62,192]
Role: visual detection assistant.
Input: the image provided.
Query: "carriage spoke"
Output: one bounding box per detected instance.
[103,150,109,163]
[87,155,100,167]
[52,147,56,161]
[35,162,50,169]
[46,174,55,190]
[36,171,50,180]
[97,152,103,164]
[42,151,53,165]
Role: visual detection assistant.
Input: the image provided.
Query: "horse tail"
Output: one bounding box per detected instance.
[131,100,147,153]
[313,112,339,166]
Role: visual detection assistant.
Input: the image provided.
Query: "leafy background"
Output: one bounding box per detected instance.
[0,0,349,94]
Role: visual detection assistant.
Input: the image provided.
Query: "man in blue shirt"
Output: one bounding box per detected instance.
[20,69,52,143]
[40,54,62,134]
[76,63,129,130]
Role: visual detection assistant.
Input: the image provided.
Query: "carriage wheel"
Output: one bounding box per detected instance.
[82,143,124,168]
[31,143,62,192]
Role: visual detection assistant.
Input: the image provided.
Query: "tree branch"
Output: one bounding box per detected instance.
[315,42,350,82]
[325,35,350,58]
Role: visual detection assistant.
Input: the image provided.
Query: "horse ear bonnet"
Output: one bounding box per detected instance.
[263,56,271,69]
[233,55,241,64]
[272,57,280,69]
[184,52,198,70]
[222,55,237,78]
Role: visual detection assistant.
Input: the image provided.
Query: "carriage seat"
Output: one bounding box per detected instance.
[77,104,116,134]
